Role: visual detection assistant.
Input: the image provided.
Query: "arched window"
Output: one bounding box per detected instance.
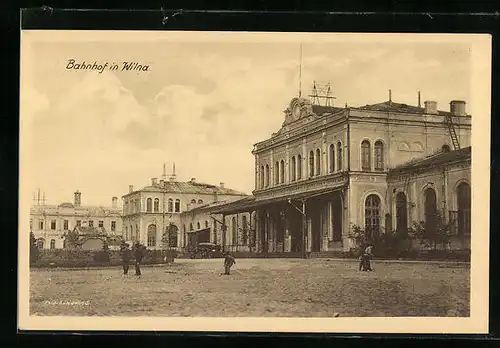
[337,142,343,171]
[365,195,381,240]
[361,140,371,171]
[175,199,180,212]
[242,215,248,245]
[260,166,265,188]
[329,144,335,173]
[198,199,203,204]
[183,224,186,233]
[146,198,152,212]
[396,192,408,233]
[197,222,201,230]
[189,223,193,231]
[309,150,315,177]
[315,149,321,175]
[205,220,209,228]
[36,238,44,249]
[297,155,302,179]
[280,160,285,183]
[232,216,237,245]
[147,224,157,247]
[374,141,384,171]
[424,188,437,237]
[265,165,270,187]
[190,199,196,204]
[135,224,139,241]
[275,161,279,185]
[125,226,128,241]
[168,198,173,212]
[291,156,296,181]
[457,183,471,236]
[154,198,159,212]
[442,144,451,152]
[50,239,56,250]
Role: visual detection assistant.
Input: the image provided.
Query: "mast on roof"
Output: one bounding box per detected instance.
[298,44,303,98]
[308,81,337,107]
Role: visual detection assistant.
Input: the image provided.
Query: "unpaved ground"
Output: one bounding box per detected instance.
[29,258,470,317]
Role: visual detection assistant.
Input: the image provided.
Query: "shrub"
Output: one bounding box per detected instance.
[93,250,111,264]
[30,232,39,264]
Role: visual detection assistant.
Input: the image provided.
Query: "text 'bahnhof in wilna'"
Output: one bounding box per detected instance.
[31,90,471,256]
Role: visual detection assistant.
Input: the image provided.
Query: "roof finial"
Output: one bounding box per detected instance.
[389,89,392,103]
[163,163,166,179]
[298,44,303,98]
[418,90,421,108]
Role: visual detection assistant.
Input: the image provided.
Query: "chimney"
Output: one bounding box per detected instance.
[74,190,81,207]
[129,185,134,193]
[220,182,225,188]
[389,89,392,103]
[424,100,438,115]
[418,91,421,108]
[190,178,196,183]
[151,177,158,186]
[450,100,466,116]
[112,196,118,208]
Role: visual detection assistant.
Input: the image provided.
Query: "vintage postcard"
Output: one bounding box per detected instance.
[18,30,491,334]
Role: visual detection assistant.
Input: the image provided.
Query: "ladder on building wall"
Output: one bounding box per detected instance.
[444,114,460,150]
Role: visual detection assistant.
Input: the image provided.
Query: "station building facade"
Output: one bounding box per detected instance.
[201,95,471,254]
[121,167,248,249]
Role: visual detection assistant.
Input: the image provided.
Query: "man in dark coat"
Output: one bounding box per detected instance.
[120,243,131,275]
[134,242,145,277]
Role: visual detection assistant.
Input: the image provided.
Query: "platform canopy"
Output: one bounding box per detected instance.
[209,186,345,215]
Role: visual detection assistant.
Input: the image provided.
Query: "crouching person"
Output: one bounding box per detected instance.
[223,252,236,275]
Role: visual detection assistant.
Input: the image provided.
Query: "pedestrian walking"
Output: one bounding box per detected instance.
[359,244,373,272]
[222,252,236,275]
[120,242,131,275]
[134,242,145,278]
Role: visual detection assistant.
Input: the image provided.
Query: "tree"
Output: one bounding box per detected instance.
[408,210,453,250]
[30,231,39,263]
[63,229,80,249]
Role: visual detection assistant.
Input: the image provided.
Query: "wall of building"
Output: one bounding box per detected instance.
[31,205,122,249]
[348,112,470,172]
[387,160,471,250]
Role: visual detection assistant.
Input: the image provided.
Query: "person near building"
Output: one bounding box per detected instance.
[120,242,131,275]
[222,252,236,275]
[134,242,146,277]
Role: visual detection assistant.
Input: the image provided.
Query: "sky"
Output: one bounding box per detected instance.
[21,33,472,206]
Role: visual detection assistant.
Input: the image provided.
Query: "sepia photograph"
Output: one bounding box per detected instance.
[18,31,491,333]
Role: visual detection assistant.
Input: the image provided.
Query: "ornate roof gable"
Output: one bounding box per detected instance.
[282,97,315,127]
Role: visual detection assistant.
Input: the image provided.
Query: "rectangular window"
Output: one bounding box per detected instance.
[51,220,56,230]
[63,220,69,230]
[89,220,94,227]
[98,221,104,228]
[76,220,81,227]
[39,220,43,230]
[111,221,116,231]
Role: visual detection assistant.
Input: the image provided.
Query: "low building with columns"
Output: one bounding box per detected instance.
[121,165,248,249]
[203,94,471,255]
[30,190,123,249]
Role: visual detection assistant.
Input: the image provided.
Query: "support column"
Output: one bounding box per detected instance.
[342,187,351,251]
[321,205,329,251]
[255,210,261,253]
[301,200,307,258]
